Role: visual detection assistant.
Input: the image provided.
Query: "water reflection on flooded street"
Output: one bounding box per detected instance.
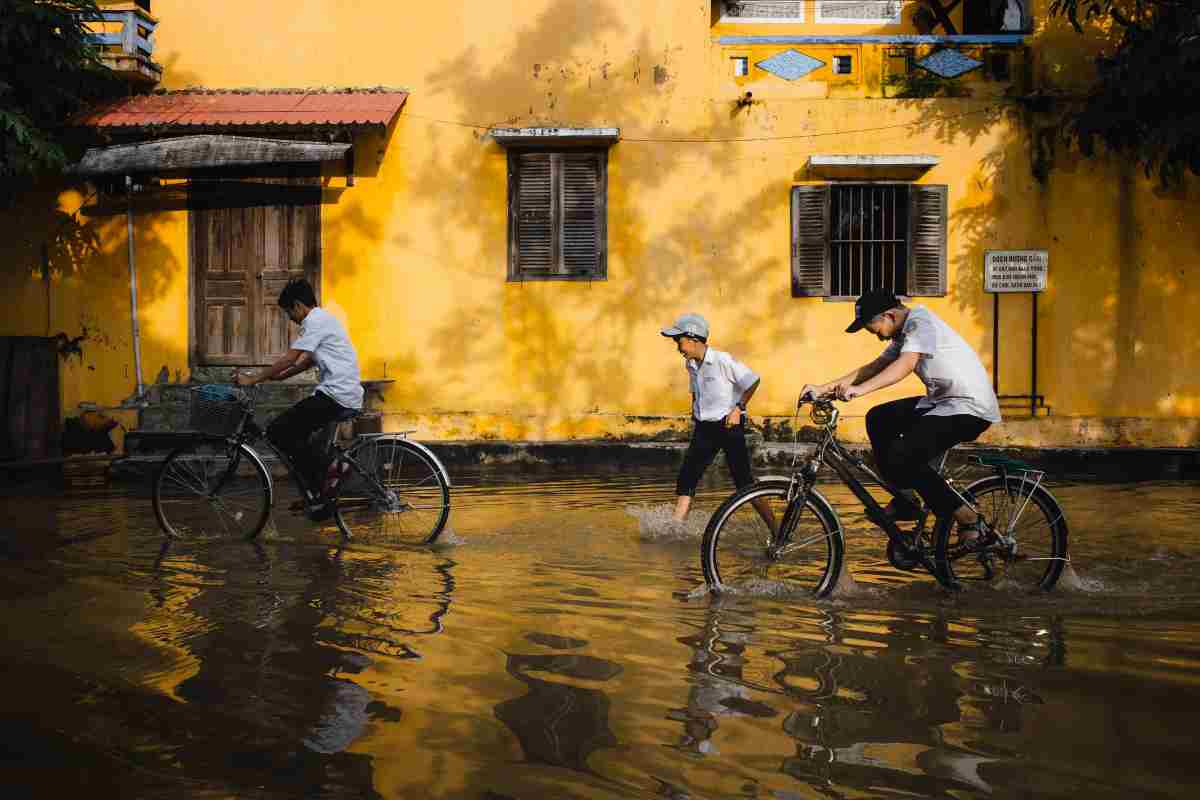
[2,468,1199,798]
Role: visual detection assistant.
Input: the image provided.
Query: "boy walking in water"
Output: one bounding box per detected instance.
[661,313,773,530]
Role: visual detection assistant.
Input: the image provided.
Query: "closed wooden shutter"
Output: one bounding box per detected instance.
[791,184,831,297]
[192,174,321,365]
[907,184,948,296]
[509,150,607,280]
[560,152,604,276]
[512,152,555,276]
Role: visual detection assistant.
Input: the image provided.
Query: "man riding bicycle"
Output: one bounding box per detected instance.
[236,277,363,519]
[801,290,1002,554]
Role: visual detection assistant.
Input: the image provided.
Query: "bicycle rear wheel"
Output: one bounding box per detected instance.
[934,475,1068,591]
[333,436,450,544]
[153,439,272,541]
[701,479,843,598]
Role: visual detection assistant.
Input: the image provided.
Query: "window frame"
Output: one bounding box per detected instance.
[719,1,806,24]
[506,147,609,282]
[791,181,948,300]
[815,1,904,25]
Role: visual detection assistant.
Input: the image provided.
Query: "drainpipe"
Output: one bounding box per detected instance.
[126,175,145,401]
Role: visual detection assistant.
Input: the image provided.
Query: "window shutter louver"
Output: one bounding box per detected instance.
[908,184,948,297]
[513,152,555,276]
[791,184,831,297]
[560,152,604,276]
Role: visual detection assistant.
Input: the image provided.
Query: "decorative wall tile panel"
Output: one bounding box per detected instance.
[756,49,825,81]
[916,49,983,79]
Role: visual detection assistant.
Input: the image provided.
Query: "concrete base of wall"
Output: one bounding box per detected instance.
[375,412,1200,450]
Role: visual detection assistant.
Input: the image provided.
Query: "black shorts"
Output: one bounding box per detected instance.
[675,418,754,497]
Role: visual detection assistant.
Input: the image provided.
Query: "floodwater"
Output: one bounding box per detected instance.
[2,466,1200,799]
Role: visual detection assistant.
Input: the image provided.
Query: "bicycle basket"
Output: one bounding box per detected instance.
[189,384,250,436]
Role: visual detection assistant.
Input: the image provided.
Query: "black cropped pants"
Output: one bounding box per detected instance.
[676,418,754,497]
[266,391,346,494]
[865,397,991,517]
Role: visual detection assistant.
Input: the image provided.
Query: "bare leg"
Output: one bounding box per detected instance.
[952,503,981,540]
[673,495,692,521]
[750,496,778,538]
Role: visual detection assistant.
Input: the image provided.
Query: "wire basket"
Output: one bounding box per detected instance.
[190,384,250,436]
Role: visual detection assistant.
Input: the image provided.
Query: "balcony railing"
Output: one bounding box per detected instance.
[88,6,162,85]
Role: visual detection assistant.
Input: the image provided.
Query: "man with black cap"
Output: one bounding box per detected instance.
[800,291,1001,552]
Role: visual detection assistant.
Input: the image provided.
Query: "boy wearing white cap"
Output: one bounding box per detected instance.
[661,313,769,525]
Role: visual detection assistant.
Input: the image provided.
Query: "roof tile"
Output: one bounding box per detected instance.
[72,90,409,128]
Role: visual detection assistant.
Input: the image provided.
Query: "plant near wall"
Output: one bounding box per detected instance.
[0,0,122,188]
[1049,0,1200,184]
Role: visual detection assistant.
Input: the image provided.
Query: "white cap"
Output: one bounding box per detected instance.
[660,313,709,340]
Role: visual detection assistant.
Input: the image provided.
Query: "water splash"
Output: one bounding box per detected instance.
[1057,562,1108,593]
[434,528,468,547]
[625,504,706,542]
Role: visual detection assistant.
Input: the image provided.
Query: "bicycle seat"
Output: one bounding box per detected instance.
[333,406,361,423]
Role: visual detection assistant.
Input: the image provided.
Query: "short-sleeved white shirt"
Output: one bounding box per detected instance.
[291,307,364,410]
[881,306,1001,423]
[686,347,760,422]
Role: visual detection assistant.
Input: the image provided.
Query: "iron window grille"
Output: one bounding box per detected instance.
[791,182,948,298]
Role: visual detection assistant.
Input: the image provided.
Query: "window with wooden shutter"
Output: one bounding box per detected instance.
[791,182,947,299]
[508,150,607,281]
[191,174,321,365]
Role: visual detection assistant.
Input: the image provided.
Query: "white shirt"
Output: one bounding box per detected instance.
[292,307,364,410]
[881,306,1001,423]
[686,347,760,422]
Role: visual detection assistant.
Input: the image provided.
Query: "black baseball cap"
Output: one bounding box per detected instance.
[845,290,901,333]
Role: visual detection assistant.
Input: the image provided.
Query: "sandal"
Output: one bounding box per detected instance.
[947,520,996,558]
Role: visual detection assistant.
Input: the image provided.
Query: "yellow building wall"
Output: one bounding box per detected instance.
[2,1,1197,448]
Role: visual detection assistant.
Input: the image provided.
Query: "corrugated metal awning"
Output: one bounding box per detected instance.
[71,89,409,129]
[70,135,351,176]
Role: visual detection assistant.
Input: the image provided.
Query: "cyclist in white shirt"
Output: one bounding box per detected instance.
[237,278,363,519]
[801,290,1001,554]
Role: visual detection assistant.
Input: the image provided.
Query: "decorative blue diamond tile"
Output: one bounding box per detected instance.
[756,49,825,81]
[916,49,984,79]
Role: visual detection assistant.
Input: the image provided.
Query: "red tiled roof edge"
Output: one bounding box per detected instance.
[72,89,409,128]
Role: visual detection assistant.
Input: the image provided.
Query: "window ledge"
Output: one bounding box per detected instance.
[490,127,620,147]
[807,154,939,179]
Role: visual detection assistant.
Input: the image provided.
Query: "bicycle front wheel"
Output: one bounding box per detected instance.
[153,439,272,541]
[334,436,451,544]
[934,475,1069,591]
[701,479,843,598]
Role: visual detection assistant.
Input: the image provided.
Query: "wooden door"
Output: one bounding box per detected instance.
[192,177,321,366]
[0,337,61,461]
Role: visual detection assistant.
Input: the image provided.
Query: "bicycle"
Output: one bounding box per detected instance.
[700,397,1069,596]
[152,381,452,545]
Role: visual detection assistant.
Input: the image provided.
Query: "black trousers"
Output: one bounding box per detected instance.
[676,418,754,497]
[865,397,991,517]
[266,392,345,494]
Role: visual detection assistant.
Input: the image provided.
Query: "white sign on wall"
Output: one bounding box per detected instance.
[985,250,1048,293]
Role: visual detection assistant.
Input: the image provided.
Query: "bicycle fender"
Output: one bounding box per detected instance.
[396,438,453,488]
[237,443,276,500]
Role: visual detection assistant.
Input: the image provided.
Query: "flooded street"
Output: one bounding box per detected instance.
[2,468,1200,799]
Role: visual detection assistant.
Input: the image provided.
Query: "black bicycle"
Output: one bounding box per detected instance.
[700,397,1069,596]
[152,382,452,545]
